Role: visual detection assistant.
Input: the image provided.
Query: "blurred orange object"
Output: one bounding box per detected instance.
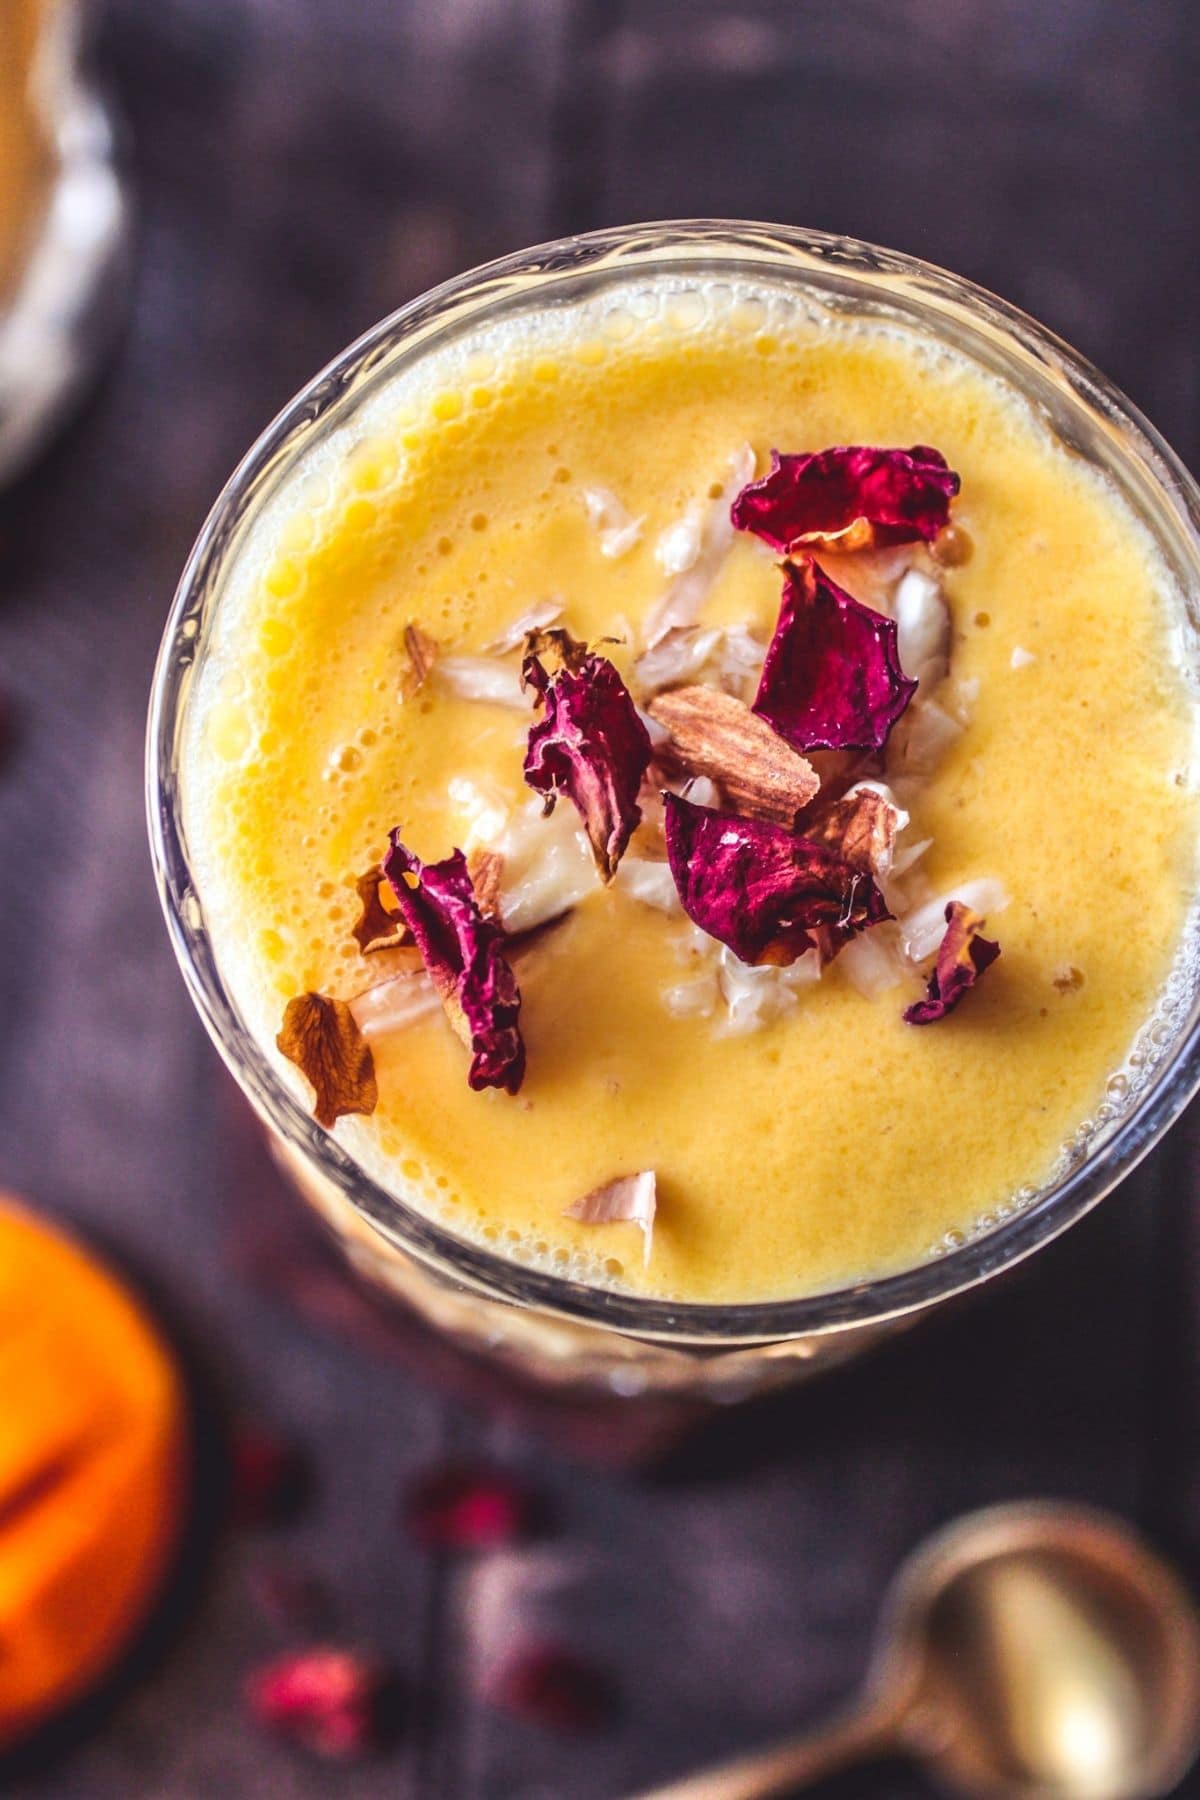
[0,1196,187,1749]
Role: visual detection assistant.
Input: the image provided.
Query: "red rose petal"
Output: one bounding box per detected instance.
[904,900,1000,1024]
[245,1647,402,1759]
[487,1642,615,1733]
[383,836,525,1094]
[230,1425,311,1527]
[753,558,917,753]
[404,1461,539,1551]
[523,634,653,881]
[664,791,890,967]
[730,444,959,554]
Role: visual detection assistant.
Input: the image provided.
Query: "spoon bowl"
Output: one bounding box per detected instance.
[880,1504,1200,1799]
[632,1502,1200,1800]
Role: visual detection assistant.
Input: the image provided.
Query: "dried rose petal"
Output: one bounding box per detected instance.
[230,1424,310,1527]
[382,836,525,1093]
[523,631,652,881]
[245,1646,401,1758]
[664,792,889,967]
[277,993,378,1129]
[753,559,917,753]
[487,1643,615,1734]
[399,622,437,699]
[352,864,411,954]
[564,1171,657,1268]
[468,848,506,923]
[904,900,1000,1025]
[404,1461,539,1551]
[730,445,959,554]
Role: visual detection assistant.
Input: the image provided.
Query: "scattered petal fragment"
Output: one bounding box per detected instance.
[523,638,652,881]
[245,1647,401,1759]
[904,901,1000,1024]
[277,993,378,1129]
[352,864,411,954]
[404,1461,539,1551]
[753,559,917,753]
[663,792,889,967]
[648,684,818,826]
[486,1643,615,1734]
[730,445,959,554]
[399,623,437,699]
[565,1170,657,1268]
[382,837,525,1093]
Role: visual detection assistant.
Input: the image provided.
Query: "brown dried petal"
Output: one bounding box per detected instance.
[648,686,819,827]
[352,865,412,954]
[277,994,378,1129]
[399,622,438,699]
[805,784,903,877]
[564,1171,656,1267]
[521,625,592,679]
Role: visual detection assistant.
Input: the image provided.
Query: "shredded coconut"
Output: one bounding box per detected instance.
[582,487,644,559]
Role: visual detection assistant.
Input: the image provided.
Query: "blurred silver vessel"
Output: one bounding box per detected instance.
[0,0,130,484]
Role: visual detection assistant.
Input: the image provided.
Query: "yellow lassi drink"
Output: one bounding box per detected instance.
[155,228,1200,1384]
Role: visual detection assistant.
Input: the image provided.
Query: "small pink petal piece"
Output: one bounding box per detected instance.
[904,900,1000,1024]
[245,1647,401,1759]
[229,1424,310,1528]
[404,1461,539,1551]
[730,444,959,553]
[564,1169,657,1267]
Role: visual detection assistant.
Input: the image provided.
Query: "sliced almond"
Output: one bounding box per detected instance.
[468,848,506,922]
[804,782,907,877]
[399,622,438,699]
[647,686,818,826]
[564,1171,657,1268]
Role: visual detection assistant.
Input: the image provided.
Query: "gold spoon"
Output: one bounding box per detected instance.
[630,1502,1200,1800]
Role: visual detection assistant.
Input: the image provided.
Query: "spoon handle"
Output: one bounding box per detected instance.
[625,1699,898,1800]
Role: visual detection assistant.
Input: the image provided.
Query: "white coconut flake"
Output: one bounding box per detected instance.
[654,507,704,575]
[634,621,766,699]
[349,971,441,1037]
[492,800,598,935]
[565,1170,657,1267]
[642,442,756,647]
[583,486,644,559]
[715,946,821,1036]
[447,775,511,850]
[436,655,529,710]
[894,567,950,688]
[901,878,1010,964]
[890,835,933,880]
[818,543,913,612]
[1011,645,1037,669]
[837,922,909,999]
[483,599,564,654]
[661,971,719,1019]
[681,774,720,809]
[616,857,679,913]
[888,697,964,777]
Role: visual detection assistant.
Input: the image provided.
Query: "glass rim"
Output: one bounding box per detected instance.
[147,218,1200,1345]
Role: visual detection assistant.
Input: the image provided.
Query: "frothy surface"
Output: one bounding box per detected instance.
[182,274,1199,1303]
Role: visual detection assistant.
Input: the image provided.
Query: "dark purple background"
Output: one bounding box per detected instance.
[1,1,1199,1794]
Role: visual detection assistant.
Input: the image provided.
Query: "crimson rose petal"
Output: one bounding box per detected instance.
[663,792,890,967]
[487,1643,615,1733]
[523,642,652,881]
[404,1461,539,1551]
[383,837,525,1093]
[904,900,1000,1024]
[753,558,917,753]
[245,1647,402,1758]
[730,444,960,553]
